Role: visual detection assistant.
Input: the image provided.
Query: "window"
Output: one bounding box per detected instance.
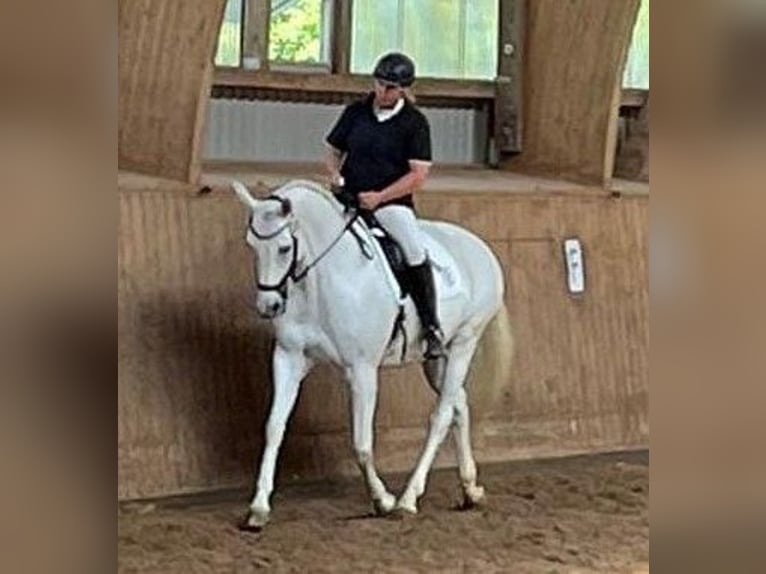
[215,0,498,78]
[270,0,332,66]
[623,0,649,89]
[215,0,332,68]
[215,0,243,67]
[350,0,498,80]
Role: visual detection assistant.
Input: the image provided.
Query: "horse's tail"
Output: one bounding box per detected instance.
[464,301,514,418]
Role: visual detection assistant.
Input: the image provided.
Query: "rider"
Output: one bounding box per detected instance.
[324,52,446,361]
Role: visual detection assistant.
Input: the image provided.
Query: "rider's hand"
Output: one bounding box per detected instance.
[327,172,344,188]
[358,191,382,210]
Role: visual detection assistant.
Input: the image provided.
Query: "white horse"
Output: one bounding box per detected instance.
[232,179,512,530]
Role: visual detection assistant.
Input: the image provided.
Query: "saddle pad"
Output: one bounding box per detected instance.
[363,220,466,304]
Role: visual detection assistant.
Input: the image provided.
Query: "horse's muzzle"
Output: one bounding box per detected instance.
[256,293,286,318]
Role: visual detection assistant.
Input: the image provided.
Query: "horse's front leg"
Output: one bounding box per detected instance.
[346,364,396,515]
[244,344,311,530]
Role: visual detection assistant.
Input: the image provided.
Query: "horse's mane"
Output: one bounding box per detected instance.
[274,179,345,216]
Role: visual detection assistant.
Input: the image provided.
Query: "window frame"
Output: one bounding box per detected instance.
[214,0,647,158]
[217,0,500,97]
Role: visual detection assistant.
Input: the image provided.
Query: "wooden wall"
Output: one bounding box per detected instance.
[118,0,226,182]
[505,0,641,186]
[118,177,648,500]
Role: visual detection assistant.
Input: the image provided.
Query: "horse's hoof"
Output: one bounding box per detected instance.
[373,492,396,516]
[239,509,269,532]
[460,485,486,510]
[394,497,418,516]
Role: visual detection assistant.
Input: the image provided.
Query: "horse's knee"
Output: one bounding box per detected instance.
[453,406,467,427]
[354,449,373,467]
[453,395,469,425]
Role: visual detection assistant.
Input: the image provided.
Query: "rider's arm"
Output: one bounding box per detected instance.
[376,160,431,203]
[324,145,346,186]
[325,103,358,187]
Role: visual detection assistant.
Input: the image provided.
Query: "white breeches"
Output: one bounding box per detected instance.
[375,204,427,265]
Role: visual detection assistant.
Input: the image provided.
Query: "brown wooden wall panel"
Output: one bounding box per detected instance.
[419,191,648,458]
[118,0,226,182]
[118,182,647,500]
[504,0,641,186]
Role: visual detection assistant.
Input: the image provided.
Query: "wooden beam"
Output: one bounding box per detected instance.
[242,0,270,70]
[504,0,641,187]
[213,68,496,100]
[331,0,352,74]
[620,88,648,108]
[495,0,525,153]
[119,0,228,183]
[213,69,645,110]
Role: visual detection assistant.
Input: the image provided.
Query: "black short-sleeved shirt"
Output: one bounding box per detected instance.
[326,93,432,209]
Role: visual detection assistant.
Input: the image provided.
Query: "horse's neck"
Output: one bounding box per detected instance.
[290,189,374,305]
[292,192,346,259]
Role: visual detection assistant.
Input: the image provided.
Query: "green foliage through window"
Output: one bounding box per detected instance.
[269,0,326,64]
[216,0,498,76]
[215,0,328,66]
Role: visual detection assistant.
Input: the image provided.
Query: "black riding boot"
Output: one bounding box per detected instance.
[407,260,446,360]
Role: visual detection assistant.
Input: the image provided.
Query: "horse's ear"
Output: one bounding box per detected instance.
[231,180,257,209]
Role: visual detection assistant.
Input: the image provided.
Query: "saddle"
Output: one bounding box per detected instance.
[359,211,411,296]
[335,187,410,296]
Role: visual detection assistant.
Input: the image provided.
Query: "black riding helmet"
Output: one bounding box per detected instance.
[373,52,416,88]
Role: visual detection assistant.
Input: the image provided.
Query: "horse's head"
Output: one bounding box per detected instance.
[233,181,298,319]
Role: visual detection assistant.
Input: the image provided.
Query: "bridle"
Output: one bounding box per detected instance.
[247,195,360,301]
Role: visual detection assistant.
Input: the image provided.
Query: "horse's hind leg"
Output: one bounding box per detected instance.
[453,384,484,508]
[422,342,483,507]
[347,364,396,515]
[397,338,477,513]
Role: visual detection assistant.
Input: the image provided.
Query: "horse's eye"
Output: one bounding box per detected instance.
[278,245,291,255]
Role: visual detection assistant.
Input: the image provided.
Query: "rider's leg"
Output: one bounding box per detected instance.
[375,205,445,359]
[374,204,427,264]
